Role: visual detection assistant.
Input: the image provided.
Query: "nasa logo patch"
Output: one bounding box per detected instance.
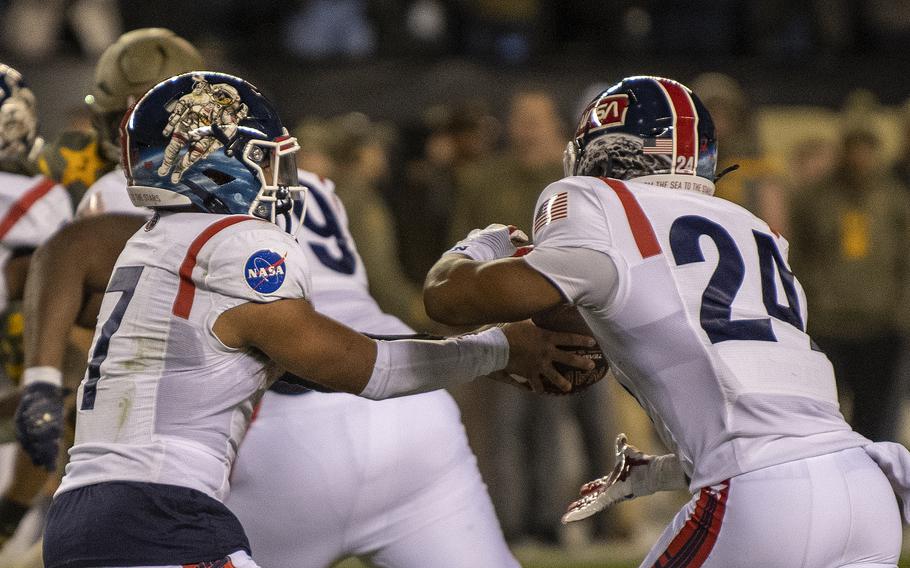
[244,249,287,293]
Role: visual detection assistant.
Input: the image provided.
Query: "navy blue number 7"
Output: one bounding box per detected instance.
[670,215,802,344]
[81,265,143,410]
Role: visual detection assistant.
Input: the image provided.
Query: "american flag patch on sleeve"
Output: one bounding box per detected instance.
[533,191,569,233]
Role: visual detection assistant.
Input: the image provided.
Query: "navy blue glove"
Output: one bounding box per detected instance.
[14,382,64,471]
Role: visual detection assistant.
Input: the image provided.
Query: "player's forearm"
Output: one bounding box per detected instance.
[424,256,562,326]
[358,328,508,400]
[21,246,86,371]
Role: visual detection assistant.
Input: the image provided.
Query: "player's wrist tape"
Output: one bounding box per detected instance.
[21,366,63,388]
[445,226,516,261]
[360,327,509,400]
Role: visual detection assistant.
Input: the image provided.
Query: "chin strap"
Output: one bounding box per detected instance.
[715,163,740,181]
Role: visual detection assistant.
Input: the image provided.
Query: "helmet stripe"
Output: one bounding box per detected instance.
[655,79,698,175]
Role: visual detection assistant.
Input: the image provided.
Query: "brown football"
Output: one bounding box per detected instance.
[531,304,609,395]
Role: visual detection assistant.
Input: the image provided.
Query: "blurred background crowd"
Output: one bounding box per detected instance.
[3,0,910,564]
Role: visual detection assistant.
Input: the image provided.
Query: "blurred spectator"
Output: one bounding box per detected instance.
[2,0,121,59]
[284,0,376,60]
[789,124,910,441]
[449,90,564,239]
[789,136,837,191]
[894,98,910,189]
[295,113,431,330]
[398,100,499,281]
[463,0,541,63]
[692,72,791,236]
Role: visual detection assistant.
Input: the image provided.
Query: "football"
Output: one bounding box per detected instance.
[531,304,609,395]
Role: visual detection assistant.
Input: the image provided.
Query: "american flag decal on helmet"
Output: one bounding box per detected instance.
[643,137,674,154]
[533,191,569,233]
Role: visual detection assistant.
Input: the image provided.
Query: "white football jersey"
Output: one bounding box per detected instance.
[75,168,141,218]
[0,172,72,311]
[0,171,71,248]
[291,170,411,335]
[77,168,410,335]
[524,175,868,489]
[58,211,312,501]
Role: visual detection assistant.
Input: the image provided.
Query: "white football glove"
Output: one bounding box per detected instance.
[445,224,530,261]
[562,433,689,524]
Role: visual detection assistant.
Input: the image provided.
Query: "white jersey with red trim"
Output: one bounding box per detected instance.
[75,168,145,218]
[77,168,406,332]
[0,172,71,248]
[58,211,311,501]
[291,170,409,334]
[524,175,868,490]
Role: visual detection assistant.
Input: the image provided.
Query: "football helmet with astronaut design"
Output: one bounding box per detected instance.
[565,76,717,194]
[0,64,41,169]
[122,71,306,223]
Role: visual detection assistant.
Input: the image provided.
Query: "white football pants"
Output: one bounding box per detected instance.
[226,390,519,568]
[640,447,901,568]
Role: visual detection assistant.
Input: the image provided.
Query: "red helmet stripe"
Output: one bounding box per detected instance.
[655,79,698,175]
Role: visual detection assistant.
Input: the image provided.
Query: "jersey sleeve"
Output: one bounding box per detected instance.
[530,177,614,252]
[526,177,621,308]
[523,246,619,308]
[203,224,312,306]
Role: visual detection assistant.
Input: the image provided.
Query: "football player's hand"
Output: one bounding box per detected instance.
[498,320,595,394]
[14,382,64,471]
[445,224,530,261]
[562,434,688,523]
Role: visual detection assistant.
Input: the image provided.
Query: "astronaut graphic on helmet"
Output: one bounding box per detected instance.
[157,75,249,183]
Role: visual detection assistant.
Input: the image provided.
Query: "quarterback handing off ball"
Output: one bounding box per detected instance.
[531,304,609,394]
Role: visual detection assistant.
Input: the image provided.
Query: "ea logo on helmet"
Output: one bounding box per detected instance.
[244,249,286,293]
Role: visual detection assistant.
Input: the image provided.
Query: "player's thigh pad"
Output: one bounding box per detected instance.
[639,447,901,568]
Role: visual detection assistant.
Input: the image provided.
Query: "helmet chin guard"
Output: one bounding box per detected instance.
[242,132,308,234]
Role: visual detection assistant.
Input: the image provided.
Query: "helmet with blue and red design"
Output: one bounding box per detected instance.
[564,76,718,193]
[121,71,306,222]
[0,63,40,171]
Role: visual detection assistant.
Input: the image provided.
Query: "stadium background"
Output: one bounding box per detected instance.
[2,1,910,566]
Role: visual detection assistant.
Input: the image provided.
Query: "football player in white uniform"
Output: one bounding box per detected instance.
[424,76,909,567]
[0,63,72,551]
[26,28,520,568]
[68,171,520,567]
[14,72,590,568]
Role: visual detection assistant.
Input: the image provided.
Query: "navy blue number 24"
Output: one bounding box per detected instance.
[81,265,143,410]
[669,215,803,344]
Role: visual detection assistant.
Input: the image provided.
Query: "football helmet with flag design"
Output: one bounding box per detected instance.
[564,76,717,194]
[122,71,306,224]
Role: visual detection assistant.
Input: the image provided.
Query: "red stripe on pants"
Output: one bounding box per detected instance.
[652,482,729,568]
